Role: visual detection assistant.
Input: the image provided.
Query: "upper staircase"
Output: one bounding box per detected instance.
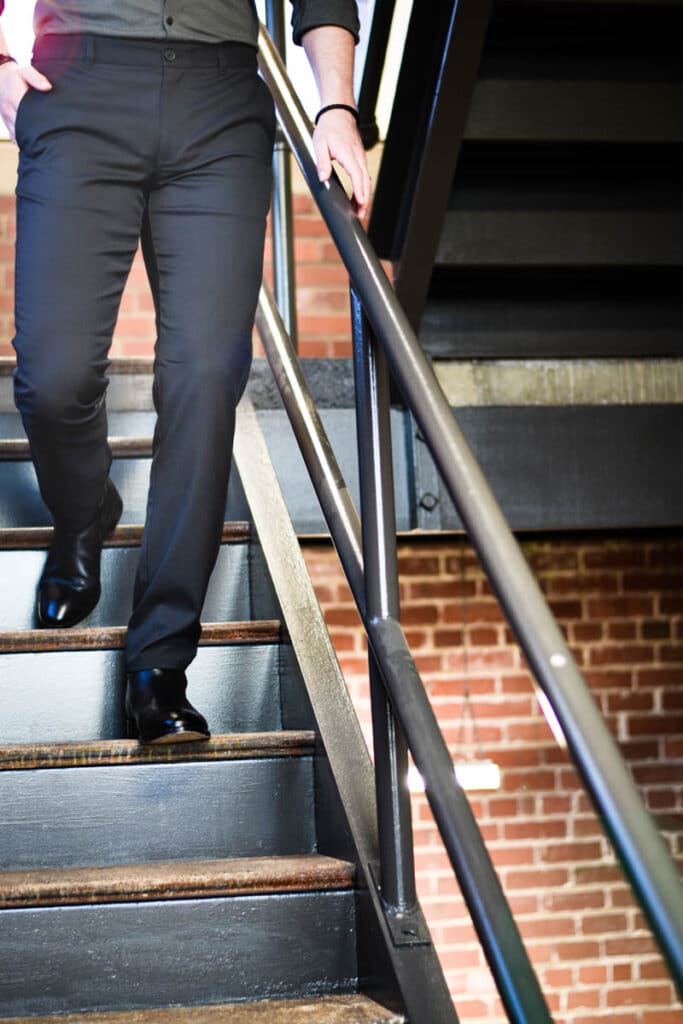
[369,0,683,533]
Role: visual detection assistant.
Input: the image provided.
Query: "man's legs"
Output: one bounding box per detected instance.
[12,35,274,740]
[126,53,275,672]
[12,43,153,536]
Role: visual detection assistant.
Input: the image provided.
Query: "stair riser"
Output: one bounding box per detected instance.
[0,645,283,743]
[0,891,357,1016]
[0,758,315,869]
[0,411,156,439]
[0,373,157,416]
[437,209,683,267]
[0,459,247,528]
[466,80,683,143]
[0,544,252,630]
[0,408,413,536]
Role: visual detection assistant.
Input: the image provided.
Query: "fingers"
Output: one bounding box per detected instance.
[313,112,372,219]
[20,65,52,91]
[352,147,372,220]
[0,63,52,144]
[315,136,333,184]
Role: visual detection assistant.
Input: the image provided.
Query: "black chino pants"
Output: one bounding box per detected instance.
[12,33,275,669]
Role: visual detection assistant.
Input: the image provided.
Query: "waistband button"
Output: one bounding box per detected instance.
[164,48,177,62]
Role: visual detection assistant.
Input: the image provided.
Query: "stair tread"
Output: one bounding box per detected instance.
[1,437,155,460]
[0,731,316,770]
[0,357,154,378]
[0,522,250,550]
[0,854,354,909]
[0,994,404,1023]
[0,620,281,653]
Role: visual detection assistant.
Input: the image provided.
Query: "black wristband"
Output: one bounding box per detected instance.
[0,55,17,68]
[314,103,359,127]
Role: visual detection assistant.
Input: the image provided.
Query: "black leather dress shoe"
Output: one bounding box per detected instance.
[125,668,211,745]
[37,478,123,629]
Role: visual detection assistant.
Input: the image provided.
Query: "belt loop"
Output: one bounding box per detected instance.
[218,44,229,69]
[85,35,96,64]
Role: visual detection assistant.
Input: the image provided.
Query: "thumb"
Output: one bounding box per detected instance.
[20,66,52,91]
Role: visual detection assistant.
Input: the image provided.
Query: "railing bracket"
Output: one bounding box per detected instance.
[368,863,431,948]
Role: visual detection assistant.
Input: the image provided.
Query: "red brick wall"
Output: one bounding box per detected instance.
[303,535,683,1024]
[0,191,354,359]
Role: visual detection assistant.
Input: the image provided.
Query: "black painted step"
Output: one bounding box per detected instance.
[466,1,683,141]
[0,890,357,1017]
[0,523,250,550]
[0,632,302,743]
[422,265,683,359]
[0,731,315,770]
[0,411,155,440]
[0,620,279,653]
[0,853,353,908]
[0,737,315,870]
[0,523,254,629]
[0,994,404,1023]
[0,438,248,527]
[465,78,683,144]
[437,152,683,267]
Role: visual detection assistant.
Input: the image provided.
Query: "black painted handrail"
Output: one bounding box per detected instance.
[256,19,683,1010]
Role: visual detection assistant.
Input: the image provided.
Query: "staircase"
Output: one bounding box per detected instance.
[423,0,683,360]
[0,359,406,1022]
[370,0,683,533]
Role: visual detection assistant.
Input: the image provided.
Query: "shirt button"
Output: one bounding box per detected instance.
[164,48,176,62]
[166,16,174,26]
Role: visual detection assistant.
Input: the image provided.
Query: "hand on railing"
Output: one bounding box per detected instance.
[313,106,371,219]
[300,24,371,219]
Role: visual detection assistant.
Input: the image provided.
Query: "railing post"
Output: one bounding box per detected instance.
[350,287,417,917]
[265,0,298,349]
[356,0,396,149]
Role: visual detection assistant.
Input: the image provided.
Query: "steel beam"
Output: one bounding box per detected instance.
[368,0,492,330]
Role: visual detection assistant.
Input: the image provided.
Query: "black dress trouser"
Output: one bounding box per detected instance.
[12,33,275,670]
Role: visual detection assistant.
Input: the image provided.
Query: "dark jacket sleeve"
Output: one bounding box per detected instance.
[290,0,360,46]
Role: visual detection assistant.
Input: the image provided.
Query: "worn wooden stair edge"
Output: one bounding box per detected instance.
[0,854,355,910]
[0,357,154,377]
[0,994,405,1024]
[0,731,316,770]
[0,437,154,461]
[0,522,251,550]
[0,620,281,653]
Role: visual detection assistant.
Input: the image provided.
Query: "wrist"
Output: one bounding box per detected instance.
[315,103,359,127]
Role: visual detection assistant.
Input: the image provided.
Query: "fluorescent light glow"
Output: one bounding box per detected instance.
[408,759,502,794]
[535,690,568,748]
[454,759,502,791]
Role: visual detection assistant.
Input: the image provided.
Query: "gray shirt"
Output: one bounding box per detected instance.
[0,1,359,48]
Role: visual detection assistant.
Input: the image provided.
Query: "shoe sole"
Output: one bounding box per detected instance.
[125,717,211,745]
[147,730,212,745]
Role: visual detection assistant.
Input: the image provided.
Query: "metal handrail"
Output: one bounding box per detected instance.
[256,19,683,1006]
